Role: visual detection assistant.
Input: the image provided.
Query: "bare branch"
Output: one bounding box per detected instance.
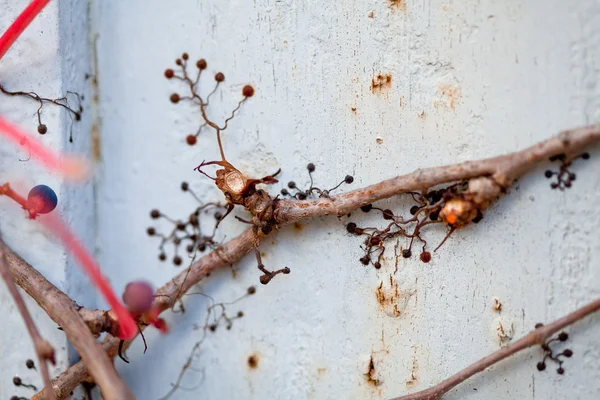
[391,297,600,400]
[0,237,55,400]
[31,123,600,397]
[1,238,135,400]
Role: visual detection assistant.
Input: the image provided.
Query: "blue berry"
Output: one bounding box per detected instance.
[27,185,58,214]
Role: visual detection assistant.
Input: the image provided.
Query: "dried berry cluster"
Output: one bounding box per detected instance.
[147,181,227,267]
[0,84,82,143]
[535,324,573,375]
[280,163,354,200]
[544,152,590,190]
[9,359,38,399]
[164,52,254,146]
[345,182,484,268]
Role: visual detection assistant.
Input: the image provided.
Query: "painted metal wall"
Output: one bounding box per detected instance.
[1,1,599,399]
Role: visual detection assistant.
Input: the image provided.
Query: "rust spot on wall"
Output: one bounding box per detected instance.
[364,356,382,387]
[435,83,461,110]
[406,355,419,388]
[351,106,357,113]
[261,251,267,259]
[389,0,407,13]
[418,111,426,119]
[293,222,303,232]
[371,73,392,94]
[91,121,101,161]
[368,11,375,18]
[375,275,415,318]
[317,367,327,378]
[247,354,259,369]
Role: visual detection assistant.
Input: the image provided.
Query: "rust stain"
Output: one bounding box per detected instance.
[247,354,259,369]
[371,73,393,94]
[293,222,303,232]
[91,121,101,161]
[406,354,419,388]
[317,367,327,378]
[435,83,461,110]
[364,356,383,387]
[368,11,375,18]
[375,275,415,318]
[418,110,427,119]
[376,137,383,145]
[261,251,267,258]
[351,106,357,113]
[389,0,407,13]
[493,297,502,312]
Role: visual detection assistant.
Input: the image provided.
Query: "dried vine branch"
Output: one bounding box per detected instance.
[0,237,55,400]
[31,123,600,398]
[1,238,135,400]
[391,297,600,400]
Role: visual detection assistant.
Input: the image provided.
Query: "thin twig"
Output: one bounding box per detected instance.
[391,297,600,400]
[0,236,55,400]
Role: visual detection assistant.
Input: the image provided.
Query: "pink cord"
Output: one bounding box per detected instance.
[0,0,50,60]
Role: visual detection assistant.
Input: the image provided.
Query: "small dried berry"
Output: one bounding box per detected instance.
[146,227,156,236]
[173,256,182,266]
[37,124,47,134]
[281,188,289,196]
[164,69,174,79]
[581,152,590,160]
[181,182,189,191]
[344,175,354,184]
[307,163,316,172]
[359,256,370,265]
[247,286,257,295]
[159,253,167,261]
[13,376,22,386]
[361,204,373,213]
[242,85,255,97]
[182,52,189,60]
[150,209,160,219]
[288,181,297,189]
[535,323,544,329]
[382,209,394,220]
[410,205,420,215]
[558,332,569,341]
[196,59,207,70]
[346,222,357,233]
[544,170,553,178]
[186,135,197,145]
[420,251,431,263]
[373,262,382,269]
[170,93,180,103]
[563,349,573,357]
[557,367,565,375]
[215,72,225,82]
[237,311,244,317]
[26,359,35,369]
[536,362,546,371]
[402,249,412,258]
[186,244,195,253]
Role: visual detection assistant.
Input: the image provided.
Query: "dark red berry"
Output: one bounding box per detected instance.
[196,59,207,70]
[173,256,182,266]
[164,69,174,79]
[242,85,254,97]
[37,124,47,134]
[215,72,225,82]
[150,209,160,219]
[420,251,431,263]
[373,262,381,269]
[382,209,394,220]
[146,227,156,236]
[557,367,565,375]
[360,256,370,265]
[186,135,197,145]
[563,349,573,357]
[159,253,166,261]
[170,93,180,103]
[182,53,189,60]
[247,286,256,295]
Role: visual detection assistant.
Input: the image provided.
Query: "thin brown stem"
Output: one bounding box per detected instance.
[391,297,600,400]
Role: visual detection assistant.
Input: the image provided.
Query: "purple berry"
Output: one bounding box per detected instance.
[122,281,154,313]
[27,185,58,214]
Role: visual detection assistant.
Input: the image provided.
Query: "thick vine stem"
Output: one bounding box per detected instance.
[275,123,600,223]
[391,297,600,400]
[29,123,600,398]
[2,238,135,400]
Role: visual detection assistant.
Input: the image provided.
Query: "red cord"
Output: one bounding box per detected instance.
[0,0,51,60]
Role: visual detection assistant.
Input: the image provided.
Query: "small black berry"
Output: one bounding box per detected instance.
[557,367,565,375]
[402,249,412,258]
[346,222,357,233]
[150,209,160,219]
[361,204,373,213]
[359,256,370,265]
[563,349,573,357]
[344,175,354,184]
[558,332,569,341]
[181,182,189,191]
[288,181,297,189]
[537,362,546,371]
[544,170,553,178]
[173,256,182,266]
[37,124,48,134]
[13,377,22,386]
[146,227,156,236]
[409,205,420,215]
[307,163,315,172]
[247,286,257,295]
[581,152,590,160]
